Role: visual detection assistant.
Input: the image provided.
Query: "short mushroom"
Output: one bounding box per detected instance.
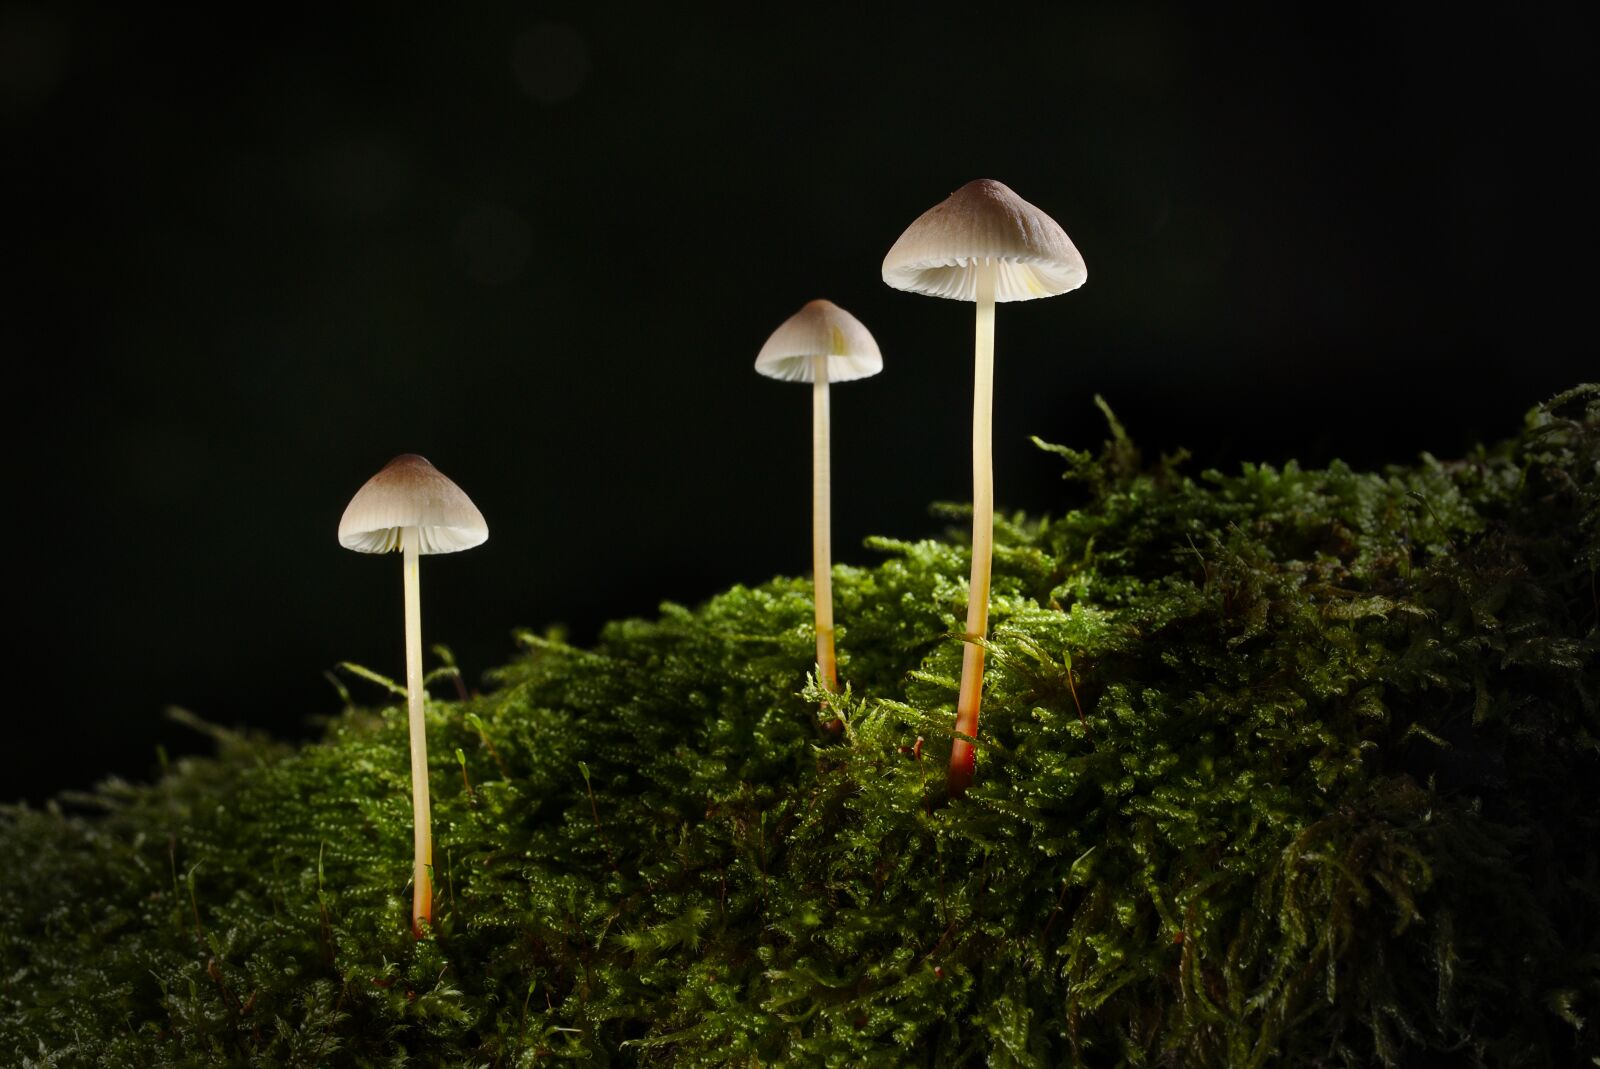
[338,454,488,936]
[755,299,883,718]
[883,178,1086,795]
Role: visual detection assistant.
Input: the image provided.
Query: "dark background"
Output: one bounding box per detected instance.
[5,4,1593,803]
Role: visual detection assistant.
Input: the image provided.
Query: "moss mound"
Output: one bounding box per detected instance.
[4,388,1598,1067]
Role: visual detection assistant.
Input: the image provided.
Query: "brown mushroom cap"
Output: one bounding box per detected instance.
[338,454,489,554]
[754,298,883,383]
[882,178,1087,302]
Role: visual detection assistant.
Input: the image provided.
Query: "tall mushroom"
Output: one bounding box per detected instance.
[338,454,488,936]
[882,179,1086,795]
[755,299,883,715]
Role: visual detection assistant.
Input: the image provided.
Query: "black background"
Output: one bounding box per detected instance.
[6,4,1593,803]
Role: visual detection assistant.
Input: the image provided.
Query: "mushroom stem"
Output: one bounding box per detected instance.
[402,526,433,935]
[813,353,839,700]
[951,258,997,796]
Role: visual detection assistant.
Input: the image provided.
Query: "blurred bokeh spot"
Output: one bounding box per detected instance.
[511,23,590,104]
[0,3,67,119]
[454,204,531,285]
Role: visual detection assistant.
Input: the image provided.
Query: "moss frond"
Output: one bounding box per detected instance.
[3,386,1596,1066]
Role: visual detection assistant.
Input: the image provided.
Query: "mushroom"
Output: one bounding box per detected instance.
[755,299,883,718]
[338,454,488,935]
[882,179,1086,795]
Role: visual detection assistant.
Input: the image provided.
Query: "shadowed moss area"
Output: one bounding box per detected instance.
[4,387,1597,1067]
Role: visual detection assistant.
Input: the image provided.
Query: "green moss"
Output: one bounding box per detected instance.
[4,386,1597,1067]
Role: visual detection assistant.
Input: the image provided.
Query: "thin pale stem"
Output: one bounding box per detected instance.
[813,353,837,695]
[402,527,433,935]
[951,259,997,796]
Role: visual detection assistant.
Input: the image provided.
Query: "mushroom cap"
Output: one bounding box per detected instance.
[882,178,1087,302]
[338,454,489,554]
[754,298,883,383]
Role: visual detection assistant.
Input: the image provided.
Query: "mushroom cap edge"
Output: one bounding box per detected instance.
[338,454,489,554]
[882,178,1087,302]
[754,298,884,384]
